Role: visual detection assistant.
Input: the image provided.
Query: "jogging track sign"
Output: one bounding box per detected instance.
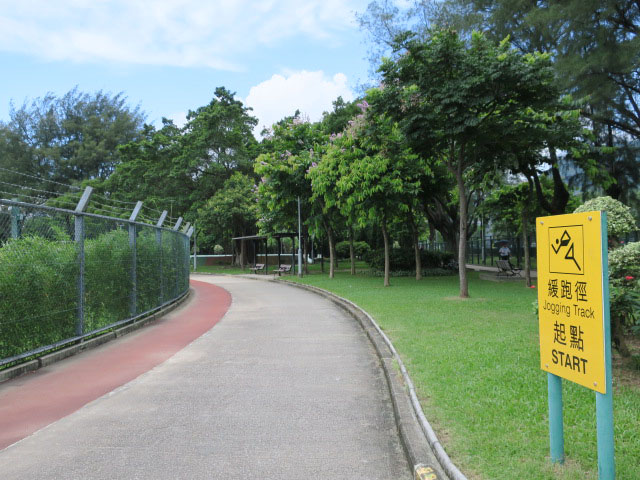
[536,211,607,394]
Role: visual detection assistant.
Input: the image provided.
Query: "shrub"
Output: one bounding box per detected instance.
[0,223,189,362]
[364,247,455,271]
[574,196,637,238]
[214,244,225,255]
[609,242,640,335]
[0,236,78,359]
[609,241,640,279]
[84,228,133,332]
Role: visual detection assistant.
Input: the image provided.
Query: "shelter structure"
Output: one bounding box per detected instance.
[232,232,299,274]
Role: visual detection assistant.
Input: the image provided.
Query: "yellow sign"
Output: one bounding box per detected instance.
[536,211,606,393]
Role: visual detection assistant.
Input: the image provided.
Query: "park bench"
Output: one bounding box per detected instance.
[273,264,292,276]
[249,263,265,274]
[496,259,522,277]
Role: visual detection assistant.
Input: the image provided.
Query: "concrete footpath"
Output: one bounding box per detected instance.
[0,275,411,479]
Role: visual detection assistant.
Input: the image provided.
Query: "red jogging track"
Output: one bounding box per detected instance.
[0,280,231,450]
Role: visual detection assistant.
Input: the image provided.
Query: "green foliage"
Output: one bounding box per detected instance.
[609,242,640,333]
[0,236,78,358]
[0,87,144,193]
[213,244,225,255]
[0,225,189,360]
[255,113,326,233]
[198,172,258,252]
[364,247,455,272]
[609,241,640,279]
[102,87,258,240]
[574,196,637,238]
[84,229,133,331]
[335,240,371,259]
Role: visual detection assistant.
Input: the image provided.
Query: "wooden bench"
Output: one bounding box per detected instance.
[249,263,265,274]
[273,264,292,276]
[496,259,522,277]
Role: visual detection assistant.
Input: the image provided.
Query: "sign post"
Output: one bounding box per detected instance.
[536,211,614,479]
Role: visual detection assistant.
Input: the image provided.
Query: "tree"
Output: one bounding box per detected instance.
[0,88,144,191]
[313,98,422,286]
[458,0,640,207]
[181,87,258,178]
[255,113,327,271]
[101,88,259,238]
[198,173,258,254]
[378,29,558,297]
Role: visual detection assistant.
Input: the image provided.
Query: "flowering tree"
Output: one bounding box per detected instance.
[311,98,423,286]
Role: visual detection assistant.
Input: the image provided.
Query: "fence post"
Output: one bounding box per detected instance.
[186,225,195,274]
[129,201,143,317]
[74,187,93,336]
[10,199,21,239]
[156,211,167,304]
[172,217,183,296]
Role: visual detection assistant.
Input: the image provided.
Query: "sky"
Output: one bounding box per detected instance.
[0,0,375,136]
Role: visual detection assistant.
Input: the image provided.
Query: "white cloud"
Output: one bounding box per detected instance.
[245,70,355,136]
[0,0,366,69]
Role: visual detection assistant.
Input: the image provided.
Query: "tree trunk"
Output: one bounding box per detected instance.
[521,208,532,287]
[303,236,309,274]
[454,151,469,298]
[240,239,246,269]
[381,220,391,287]
[325,221,336,279]
[410,213,422,280]
[349,227,356,275]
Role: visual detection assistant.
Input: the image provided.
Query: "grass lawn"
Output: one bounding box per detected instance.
[277,269,640,480]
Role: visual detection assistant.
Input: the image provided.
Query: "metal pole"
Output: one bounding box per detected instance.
[74,187,93,336]
[128,201,142,317]
[75,215,85,336]
[596,211,615,479]
[298,196,302,277]
[129,223,137,316]
[547,373,565,464]
[193,221,197,272]
[156,210,167,303]
[10,200,20,239]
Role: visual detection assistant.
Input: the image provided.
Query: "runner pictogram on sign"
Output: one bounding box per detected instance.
[549,225,584,275]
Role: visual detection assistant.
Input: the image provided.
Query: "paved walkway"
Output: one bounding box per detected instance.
[0,275,411,479]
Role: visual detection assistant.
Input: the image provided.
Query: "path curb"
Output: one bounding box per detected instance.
[0,290,193,384]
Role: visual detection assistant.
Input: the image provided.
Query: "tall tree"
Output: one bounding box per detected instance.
[0,87,144,191]
[378,29,558,297]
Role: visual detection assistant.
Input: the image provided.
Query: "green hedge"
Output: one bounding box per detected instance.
[0,226,189,361]
[364,247,456,272]
[0,236,78,358]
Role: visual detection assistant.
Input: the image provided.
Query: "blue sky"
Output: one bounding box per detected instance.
[0,0,375,135]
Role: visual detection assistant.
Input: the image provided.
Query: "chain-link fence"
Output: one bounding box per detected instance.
[0,199,190,367]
